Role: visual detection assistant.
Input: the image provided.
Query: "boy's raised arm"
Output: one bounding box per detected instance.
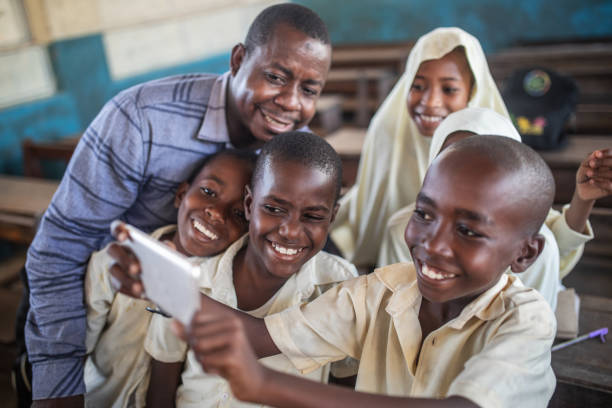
[176,312,478,408]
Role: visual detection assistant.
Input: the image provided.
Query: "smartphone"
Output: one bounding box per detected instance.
[110,220,201,325]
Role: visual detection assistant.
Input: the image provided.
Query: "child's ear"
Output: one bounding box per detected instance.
[174,182,190,208]
[510,233,546,273]
[244,185,253,221]
[230,43,246,76]
[329,203,340,224]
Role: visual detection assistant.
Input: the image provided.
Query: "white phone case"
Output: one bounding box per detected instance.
[111,220,201,325]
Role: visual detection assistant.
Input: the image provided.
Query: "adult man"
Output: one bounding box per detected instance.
[25,4,331,406]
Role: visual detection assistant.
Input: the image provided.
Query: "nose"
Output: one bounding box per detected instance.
[422,220,453,258]
[205,206,225,224]
[421,87,442,108]
[274,84,301,111]
[278,215,301,241]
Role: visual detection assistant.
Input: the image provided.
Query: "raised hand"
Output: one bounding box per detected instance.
[575,148,612,202]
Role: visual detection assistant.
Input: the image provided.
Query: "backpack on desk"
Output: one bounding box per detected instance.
[503,67,578,150]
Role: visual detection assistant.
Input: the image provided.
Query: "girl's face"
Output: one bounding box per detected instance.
[407,48,473,136]
[173,155,252,257]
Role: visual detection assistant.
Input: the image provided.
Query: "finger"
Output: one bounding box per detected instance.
[112,223,132,242]
[110,262,144,297]
[587,168,612,179]
[591,158,612,168]
[107,243,141,277]
[589,177,612,192]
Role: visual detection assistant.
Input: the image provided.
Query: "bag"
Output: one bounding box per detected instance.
[502,67,578,150]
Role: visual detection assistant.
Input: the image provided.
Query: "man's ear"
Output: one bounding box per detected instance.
[174,182,189,209]
[230,43,246,76]
[244,185,253,221]
[510,233,546,273]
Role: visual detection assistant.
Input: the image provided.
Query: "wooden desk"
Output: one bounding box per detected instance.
[549,295,612,407]
[325,127,367,192]
[0,175,59,244]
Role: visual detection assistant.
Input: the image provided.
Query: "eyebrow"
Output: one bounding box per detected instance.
[271,63,324,87]
[202,175,225,185]
[266,195,330,212]
[416,192,491,225]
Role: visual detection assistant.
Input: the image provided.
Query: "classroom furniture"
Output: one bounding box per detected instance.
[311,95,344,136]
[549,294,612,407]
[324,68,396,127]
[22,137,79,178]
[324,126,366,193]
[0,175,59,244]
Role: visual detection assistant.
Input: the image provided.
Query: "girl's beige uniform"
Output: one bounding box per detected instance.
[84,225,177,408]
[331,27,508,267]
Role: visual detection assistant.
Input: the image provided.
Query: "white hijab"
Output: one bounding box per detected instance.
[428,107,521,164]
[331,27,508,266]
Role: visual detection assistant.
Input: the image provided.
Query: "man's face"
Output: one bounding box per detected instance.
[405,152,529,305]
[244,159,338,280]
[229,23,331,144]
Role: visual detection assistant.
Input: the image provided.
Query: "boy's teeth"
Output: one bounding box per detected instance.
[422,264,456,280]
[272,242,302,256]
[193,220,218,240]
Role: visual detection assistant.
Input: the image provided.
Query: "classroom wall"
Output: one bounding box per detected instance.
[1,0,611,176]
[0,0,279,175]
[295,0,612,52]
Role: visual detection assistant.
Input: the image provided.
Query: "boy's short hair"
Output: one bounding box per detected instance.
[443,135,555,236]
[186,149,257,184]
[244,4,330,55]
[252,131,342,202]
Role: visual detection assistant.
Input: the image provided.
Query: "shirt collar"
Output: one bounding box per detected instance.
[377,263,510,328]
[197,71,232,145]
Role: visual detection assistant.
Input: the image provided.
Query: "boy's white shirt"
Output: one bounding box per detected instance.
[376,107,594,310]
[331,27,509,267]
[145,234,359,408]
[265,263,557,408]
[84,224,177,408]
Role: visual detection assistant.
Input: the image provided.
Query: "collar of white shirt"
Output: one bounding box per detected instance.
[376,263,510,330]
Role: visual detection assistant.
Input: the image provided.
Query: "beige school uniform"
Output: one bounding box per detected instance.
[266,264,556,408]
[331,27,509,267]
[145,234,358,408]
[377,107,594,310]
[84,225,177,408]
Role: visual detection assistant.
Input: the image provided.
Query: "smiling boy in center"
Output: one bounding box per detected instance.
[144,132,358,406]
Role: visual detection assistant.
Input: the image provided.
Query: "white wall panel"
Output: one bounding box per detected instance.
[0,46,56,108]
[104,1,280,80]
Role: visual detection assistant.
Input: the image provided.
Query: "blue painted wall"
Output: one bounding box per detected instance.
[0,34,230,176]
[295,0,612,52]
[1,0,611,176]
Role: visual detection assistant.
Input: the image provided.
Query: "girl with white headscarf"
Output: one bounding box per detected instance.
[331,27,507,268]
[377,107,594,311]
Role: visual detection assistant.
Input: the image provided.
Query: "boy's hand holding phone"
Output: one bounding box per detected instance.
[172,310,268,403]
